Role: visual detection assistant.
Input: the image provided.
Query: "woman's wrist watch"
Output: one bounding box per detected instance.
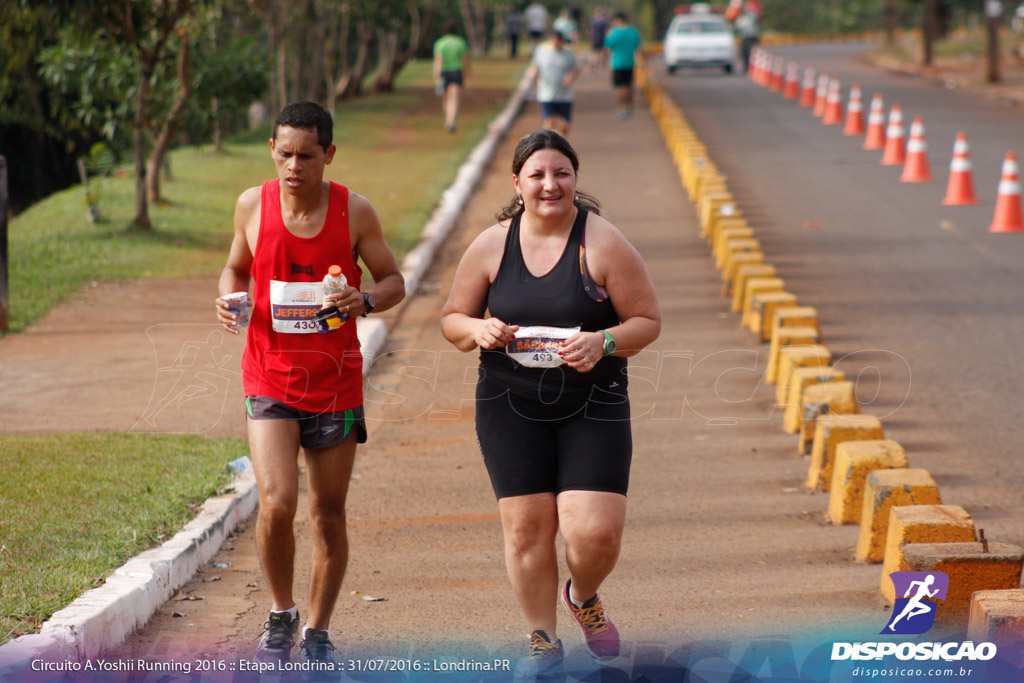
[361,292,376,316]
[600,329,616,356]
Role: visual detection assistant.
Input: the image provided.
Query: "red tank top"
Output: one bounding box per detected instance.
[241,180,363,412]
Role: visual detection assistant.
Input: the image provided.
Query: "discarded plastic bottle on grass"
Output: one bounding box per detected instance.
[227,455,252,474]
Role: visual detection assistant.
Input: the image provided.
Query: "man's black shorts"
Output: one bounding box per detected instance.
[246,396,367,450]
[612,68,634,88]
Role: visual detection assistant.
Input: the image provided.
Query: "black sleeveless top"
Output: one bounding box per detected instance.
[480,208,626,397]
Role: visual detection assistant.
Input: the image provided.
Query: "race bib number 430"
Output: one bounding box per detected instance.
[506,326,580,368]
[269,280,324,333]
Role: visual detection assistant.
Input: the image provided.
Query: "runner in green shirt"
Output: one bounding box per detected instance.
[433,21,470,133]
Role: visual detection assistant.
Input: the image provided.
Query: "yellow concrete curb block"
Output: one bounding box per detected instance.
[855,469,942,564]
[782,364,844,433]
[765,326,820,385]
[703,202,743,245]
[699,192,738,237]
[745,290,796,335]
[806,413,882,491]
[732,265,777,312]
[881,505,976,603]
[723,252,767,297]
[715,237,760,271]
[740,278,785,326]
[968,590,1024,650]
[798,380,860,455]
[771,306,820,342]
[713,225,754,263]
[902,542,1024,629]
[828,439,908,525]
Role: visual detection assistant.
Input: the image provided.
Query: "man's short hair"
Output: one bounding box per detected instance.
[273,101,333,151]
[613,11,628,22]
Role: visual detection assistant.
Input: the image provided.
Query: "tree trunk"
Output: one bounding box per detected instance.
[133,68,152,230]
[307,0,329,101]
[459,0,481,56]
[371,28,399,93]
[884,0,897,46]
[986,1,1001,83]
[276,23,288,107]
[339,22,373,100]
[147,34,193,203]
[922,0,936,66]
[472,0,487,55]
[325,7,351,111]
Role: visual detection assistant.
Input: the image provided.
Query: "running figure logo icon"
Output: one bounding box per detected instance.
[882,571,949,635]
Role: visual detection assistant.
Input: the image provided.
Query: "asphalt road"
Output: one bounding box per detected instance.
[656,41,1024,545]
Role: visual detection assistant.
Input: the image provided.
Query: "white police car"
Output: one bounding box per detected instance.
[663,4,737,74]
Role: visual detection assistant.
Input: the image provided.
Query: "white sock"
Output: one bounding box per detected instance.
[272,605,298,620]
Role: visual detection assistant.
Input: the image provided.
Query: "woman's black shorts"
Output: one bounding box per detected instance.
[474,376,632,499]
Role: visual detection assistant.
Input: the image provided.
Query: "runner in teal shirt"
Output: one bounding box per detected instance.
[433,21,470,132]
[603,12,641,118]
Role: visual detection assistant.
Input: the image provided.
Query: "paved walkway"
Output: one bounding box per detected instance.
[98,66,895,669]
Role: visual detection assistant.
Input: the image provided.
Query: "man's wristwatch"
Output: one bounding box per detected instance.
[361,292,376,316]
[600,329,616,356]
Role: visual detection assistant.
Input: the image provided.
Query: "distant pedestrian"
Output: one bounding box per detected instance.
[553,8,577,45]
[588,6,610,71]
[527,30,580,136]
[733,3,761,73]
[525,1,548,42]
[433,21,470,133]
[602,11,642,119]
[506,9,523,59]
[440,129,662,678]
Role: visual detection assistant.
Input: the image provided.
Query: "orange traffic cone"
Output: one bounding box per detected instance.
[783,61,800,99]
[770,57,785,92]
[900,116,932,182]
[989,151,1024,233]
[799,66,816,107]
[756,51,770,86]
[843,83,865,136]
[812,74,829,117]
[822,78,843,125]
[748,47,761,81]
[880,104,906,166]
[863,92,886,150]
[942,132,978,206]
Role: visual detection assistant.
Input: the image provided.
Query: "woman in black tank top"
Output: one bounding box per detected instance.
[441,130,661,675]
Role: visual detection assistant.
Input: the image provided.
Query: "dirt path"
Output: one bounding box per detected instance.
[8,56,1021,672]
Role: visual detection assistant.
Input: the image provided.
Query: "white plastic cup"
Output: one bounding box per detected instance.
[223,291,249,330]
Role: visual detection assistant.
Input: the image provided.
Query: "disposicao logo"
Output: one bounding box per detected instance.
[882,571,948,635]
[830,571,998,663]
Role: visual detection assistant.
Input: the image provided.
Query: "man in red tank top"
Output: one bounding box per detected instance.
[214,102,405,667]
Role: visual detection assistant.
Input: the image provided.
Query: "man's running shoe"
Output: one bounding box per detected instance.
[561,580,620,659]
[299,628,338,668]
[513,630,564,679]
[254,610,298,664]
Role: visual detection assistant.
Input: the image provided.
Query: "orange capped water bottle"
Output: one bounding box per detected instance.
[322,265,347,301]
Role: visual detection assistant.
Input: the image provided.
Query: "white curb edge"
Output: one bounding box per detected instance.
[0,68,531,671]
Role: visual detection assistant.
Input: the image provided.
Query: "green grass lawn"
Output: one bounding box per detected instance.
[0,433,246,644]
[5,55,524,335]
[0,55,524,647]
